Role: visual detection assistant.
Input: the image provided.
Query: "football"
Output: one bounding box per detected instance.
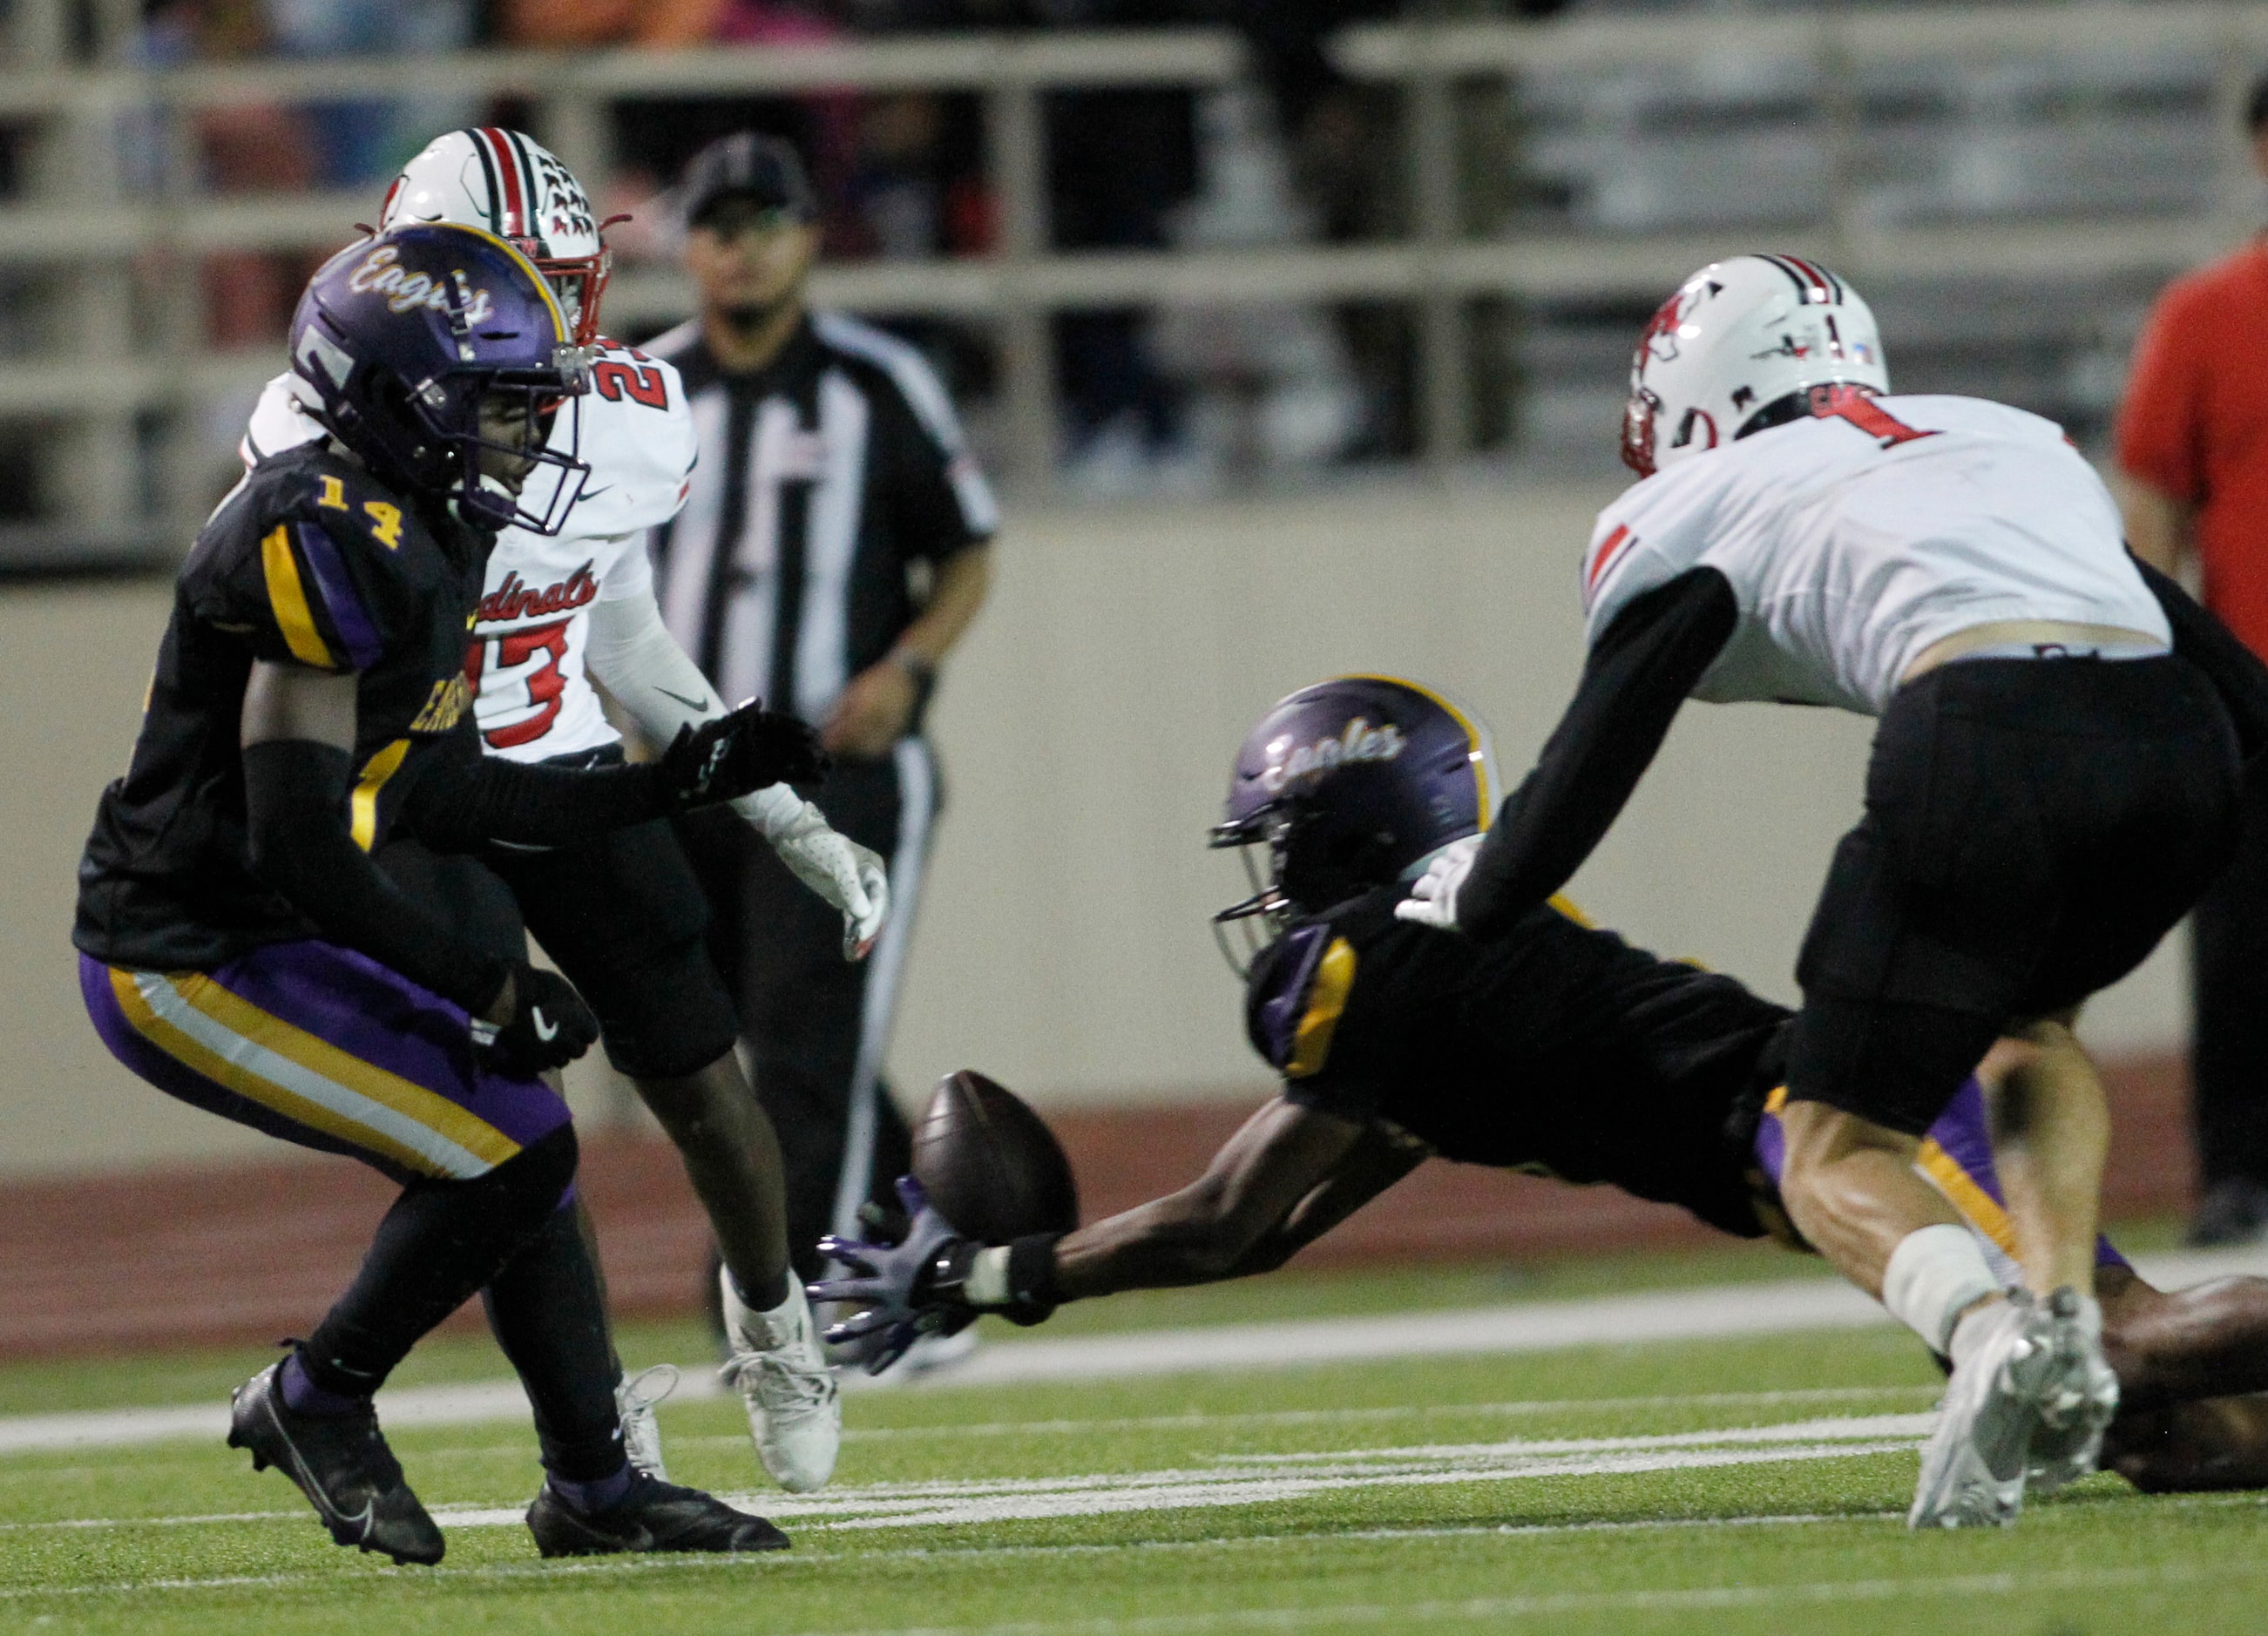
[910,1069,1080,1243]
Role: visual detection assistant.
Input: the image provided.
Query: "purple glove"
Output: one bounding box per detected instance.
[808,1176,980,1376]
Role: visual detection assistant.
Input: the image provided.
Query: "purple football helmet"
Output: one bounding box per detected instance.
[1212,675,1500,967]
[287,222,591,534]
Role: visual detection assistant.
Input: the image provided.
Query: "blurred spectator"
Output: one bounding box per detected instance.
[2114,70,2268,1247]
[139,1,320,348]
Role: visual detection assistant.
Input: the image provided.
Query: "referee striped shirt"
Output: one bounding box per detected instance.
[642,312,999,725]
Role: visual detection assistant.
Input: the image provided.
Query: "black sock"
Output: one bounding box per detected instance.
[730,1265,795,1313]
[549,1461,634,1514]
[302,1126,578,1400]
[483,1200,626,1482]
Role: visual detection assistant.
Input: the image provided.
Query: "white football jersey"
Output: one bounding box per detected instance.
[242,341,698,761]
[1580,394,2170,716]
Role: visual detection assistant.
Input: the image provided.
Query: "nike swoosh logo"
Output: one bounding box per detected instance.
[532,1008,559,1043]
[659,687,713,712]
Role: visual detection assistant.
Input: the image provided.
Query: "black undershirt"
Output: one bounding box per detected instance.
[1457,568,1738,938]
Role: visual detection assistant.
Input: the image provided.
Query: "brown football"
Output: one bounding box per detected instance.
[910,1070,1080,1242]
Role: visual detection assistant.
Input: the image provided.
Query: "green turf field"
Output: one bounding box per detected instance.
[3,1248,2258,1635]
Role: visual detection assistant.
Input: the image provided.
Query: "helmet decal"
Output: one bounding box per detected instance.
[1212,675,1499,966]
[288,221,588,534]
[1621,254,1887,478]
[382,130,611,348]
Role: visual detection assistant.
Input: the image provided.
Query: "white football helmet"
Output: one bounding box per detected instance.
[378,128,613,348]
[1621,254,1889,477]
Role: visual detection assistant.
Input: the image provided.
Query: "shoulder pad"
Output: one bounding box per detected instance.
[241,372,323,468]
[1245,922,1358,1078]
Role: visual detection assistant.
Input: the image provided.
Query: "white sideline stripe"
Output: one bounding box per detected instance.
[5,1241,2261,1457]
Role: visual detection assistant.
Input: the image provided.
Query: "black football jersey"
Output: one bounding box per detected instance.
[76,445,485,972]
[1244,887,1792,1237]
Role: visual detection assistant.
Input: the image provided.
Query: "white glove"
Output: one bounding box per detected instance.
[736,784,890,960]
[1394,834,1481,932]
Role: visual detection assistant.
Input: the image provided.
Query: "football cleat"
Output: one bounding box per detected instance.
[615,1362,679,1481]
[719,1272,842,1492]
[227,1361,444,1565]
[525,1471,789,1558]
[2025,1287,2122,1496]
[1908,1292,2062,1529]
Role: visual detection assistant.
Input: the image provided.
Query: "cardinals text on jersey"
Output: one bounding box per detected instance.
[1579,393,2170,715]
[242,340,698,761]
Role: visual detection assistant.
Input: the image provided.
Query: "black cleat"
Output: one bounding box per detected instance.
[227,1362,444,1566]
[525,1471,791,1558]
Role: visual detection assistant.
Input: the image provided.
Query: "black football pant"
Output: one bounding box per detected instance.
[678,740,938,1285]
[2193,756,2268,1187]
[369,838,630,1484]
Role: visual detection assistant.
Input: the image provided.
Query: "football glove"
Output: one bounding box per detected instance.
[736,784,890,960]
[1394,833,1481,932]
[474,962,600,1076]
[808,1176,980,1376]
[654,700,829,813]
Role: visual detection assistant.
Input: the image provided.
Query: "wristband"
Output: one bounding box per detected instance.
[1000,1232,1065,1326]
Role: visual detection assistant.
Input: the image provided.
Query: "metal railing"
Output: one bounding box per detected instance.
[3,3,2266,564]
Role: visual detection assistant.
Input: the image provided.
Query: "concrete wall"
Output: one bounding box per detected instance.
[0,479,2187,1177]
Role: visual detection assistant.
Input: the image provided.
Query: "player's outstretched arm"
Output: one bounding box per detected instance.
[1045,1099,1385,1301]
[1400,567,1737,937]
[400,702,826,852]
[810,1099,1395,1369]
[583,571,888,957]
[239,662,597,1073]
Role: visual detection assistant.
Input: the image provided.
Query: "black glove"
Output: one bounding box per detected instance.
[653,699,829,813]
[476,962,599,1077]
[807,1176,985,1376]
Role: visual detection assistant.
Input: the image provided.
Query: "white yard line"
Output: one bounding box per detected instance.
[6,1242,2260,1458]
[4,1416,1926,1534]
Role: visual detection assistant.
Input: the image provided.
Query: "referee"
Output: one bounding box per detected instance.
[646,134,998,1295]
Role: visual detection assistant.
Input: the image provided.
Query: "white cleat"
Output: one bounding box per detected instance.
[614,1362,679,1481]
[1909,1291,2062,1530]
[718,1272,841,1493]
[2025,1287,2121,1497]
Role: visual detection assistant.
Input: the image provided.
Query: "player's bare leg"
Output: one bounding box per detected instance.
[1981,1017,2109,1300]
[2102,1396,2268,1492]
[2079,1268,2268,1491]
[1776,1101,1967,1296]
[1777,1100,2049,1525]
[1977,1017,2122,1491]
[2100,1265,2268,1410]
[638,1050,840,1493]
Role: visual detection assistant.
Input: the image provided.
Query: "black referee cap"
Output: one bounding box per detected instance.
[680,132,818,227]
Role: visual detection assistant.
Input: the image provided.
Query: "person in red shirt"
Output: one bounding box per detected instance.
[2116,72,2268,1246]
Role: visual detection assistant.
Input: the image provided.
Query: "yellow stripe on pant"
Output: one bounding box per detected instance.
[106,967,520,1180]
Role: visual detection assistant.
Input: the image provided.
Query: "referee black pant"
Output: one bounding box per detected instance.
[679,738,940,1283]
[2194,756,2268,1188]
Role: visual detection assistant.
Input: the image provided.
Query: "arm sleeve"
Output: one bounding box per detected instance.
[2129,551,2268,761]
[396,723,674,852]
[1455,567,1739,938]
[242,739,508,1014]
[583,571,727,744]
[2116,282,2207,503]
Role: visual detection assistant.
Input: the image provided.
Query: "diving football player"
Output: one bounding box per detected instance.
[240,129,881,1492]
[1389,258,2268,1526]
[816,677,2268,1500]
[78,225,813,1561]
